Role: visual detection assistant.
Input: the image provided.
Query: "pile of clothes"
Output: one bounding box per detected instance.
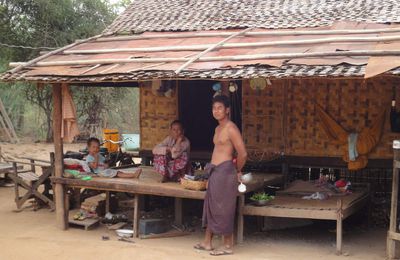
[303,177,352,200]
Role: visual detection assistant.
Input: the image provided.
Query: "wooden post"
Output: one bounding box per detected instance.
[388,140,400,259]
[174,198,183,225]
[237,194,245,243]
[30,159,35,173]
[105,191,110,213]
[282,162,289,189]
[12,162,19,207]
[52,83,67,230]
[133,194,140,238]
[336,199,343,255]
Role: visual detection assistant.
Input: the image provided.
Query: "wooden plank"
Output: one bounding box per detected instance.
[388,231,400,241]
[51,172,283,200]
[52,83,67,230]
[139,230,190,239]
[342,193,370,219]
[0,163,14,174]
[52,177,205,200]
[95,27,400,42]
[243,205,337,220]
[67,35,400,55]
[107,222,126,230]
[17,156,51,164]
[19,172,39,181]
[22,50,400,67]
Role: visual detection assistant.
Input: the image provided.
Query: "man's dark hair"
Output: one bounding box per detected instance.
[87,137,100,146]
[212,94,230,108]
[170,120,183,129]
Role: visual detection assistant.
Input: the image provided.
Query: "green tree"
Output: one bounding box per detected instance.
[0,0,125,141]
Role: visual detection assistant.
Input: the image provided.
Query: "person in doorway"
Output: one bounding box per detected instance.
[86,137,141,178]
[194,94,247,256]
[152,120,191,182]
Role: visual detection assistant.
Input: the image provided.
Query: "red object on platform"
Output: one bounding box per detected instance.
[64,164,84,172]
[335,179,347,188]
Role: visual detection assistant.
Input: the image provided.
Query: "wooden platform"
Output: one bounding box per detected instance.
[242,186,370,254]
[68,210,100,230]
[244,190,369,220]
[52,166,283,200]
[51,166,283,240]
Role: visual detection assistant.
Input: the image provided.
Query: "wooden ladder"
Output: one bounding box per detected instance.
[0,97,19,143]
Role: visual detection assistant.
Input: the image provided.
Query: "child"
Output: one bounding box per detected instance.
[86,137,141,178]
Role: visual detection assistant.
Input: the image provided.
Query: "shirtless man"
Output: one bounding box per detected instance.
[194,94,247,256]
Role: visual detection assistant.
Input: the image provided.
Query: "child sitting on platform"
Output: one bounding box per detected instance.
[86,137,141,178]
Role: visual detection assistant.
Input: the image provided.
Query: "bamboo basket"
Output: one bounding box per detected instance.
[181,178,207,191]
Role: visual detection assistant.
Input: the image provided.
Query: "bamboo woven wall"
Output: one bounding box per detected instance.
[242,77,400,159]
[139,82,178,150]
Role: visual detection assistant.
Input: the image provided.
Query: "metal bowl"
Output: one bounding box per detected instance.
[252,199,270,206]
[240,172,253,184]
[116,229,134,238]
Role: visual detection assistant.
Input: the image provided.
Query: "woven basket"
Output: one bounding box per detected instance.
[181,178,207,191]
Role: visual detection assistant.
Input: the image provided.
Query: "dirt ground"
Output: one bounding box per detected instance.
[0,142,388,260]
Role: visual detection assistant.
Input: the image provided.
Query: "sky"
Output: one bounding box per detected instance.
[108,0,128,14]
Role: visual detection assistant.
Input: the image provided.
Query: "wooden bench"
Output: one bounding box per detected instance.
[241,184,370,255]
[7,154,55,211]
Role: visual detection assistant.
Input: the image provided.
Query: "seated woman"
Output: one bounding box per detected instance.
[152,120,191,182]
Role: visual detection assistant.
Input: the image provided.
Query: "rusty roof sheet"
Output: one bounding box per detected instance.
[3,22,400,82]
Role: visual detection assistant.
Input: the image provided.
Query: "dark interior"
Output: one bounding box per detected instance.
[178,80,242,152]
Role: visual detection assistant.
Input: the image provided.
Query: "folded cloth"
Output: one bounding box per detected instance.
[348,133,359,161]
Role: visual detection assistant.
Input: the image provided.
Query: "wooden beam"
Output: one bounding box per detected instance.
[243,205,337,220]
[336,199,343,255]
[388,142,400,259]
[52,83,67,230]
[16,50,400,67]
[95,27,400,42]
[0,98,19,142]
[0,111,13,142]
[174,198,183,225]
[237,194,245,244]
[65,35,400,55]
[175,27,253,74]
[133,194,139,238]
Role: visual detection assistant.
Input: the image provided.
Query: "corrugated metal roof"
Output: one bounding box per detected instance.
[2,64,367,83]
[2,22,400,82]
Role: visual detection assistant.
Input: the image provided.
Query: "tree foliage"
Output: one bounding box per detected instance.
[0,1,139,142]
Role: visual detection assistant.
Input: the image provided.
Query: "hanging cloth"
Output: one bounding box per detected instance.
[61,84,80,143]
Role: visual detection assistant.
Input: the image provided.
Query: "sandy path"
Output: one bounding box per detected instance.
[0,142,387,260]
